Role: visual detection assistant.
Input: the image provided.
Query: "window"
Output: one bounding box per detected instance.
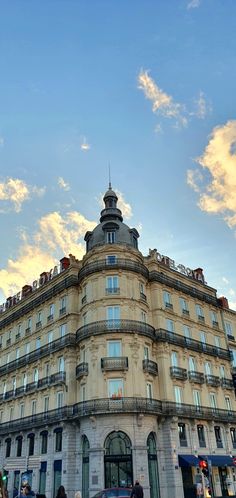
[41,431,48,454]
[48,331,53,343]
[49,304,54,318]
[83,313,87,326]
[12,377,16,393]
[23,374,27,390]
[107,306,120,327]
[25,342,30,355]
[17,324,22,336]
[5,438,11,458]
[55,428,63,452]
[193,390,201,407]
[44,396,49,413]
[200,331,206,349]
[225,396,232,412]
[36,337,41,349]
[220,365,225,378]
[210,393,217,410]
[214,426,223,448]
[230,428,236,448]
[106,231,116,244]
[16,348,20,360]
[171,352,178,367]
[3,382,6,397]
[16,436,23,457]
[58,356,65,372]
[144,346,149,360]
[197,425,206,447]
[180,298,189,314]
[57,391,64,409]
[174,386,182,404]
[60,296,67,312]
[45,363,50,377]
[189,356,195,371]
[183,325,191,342]
[19,403,24,418]
[196,304,204,321]
[108,379,123,398]
[31,400,36,416]
[28,434,35,456]
[28,317,32,330]
[178,423,187,447]
[215,336,221,349]
[163,291,172,309]
[106,276,119,294]
[6,353,10,364]
[146,382,153,399]
[205,362,212,375]
[141,311,146,323]
[166,319,174,333]
[108,341,121,357]
[10,407,14,421]
[60,323,66,337]
[211,311,218,326]
[106,255,117,265]
[34,368,39,383]
[225,321,233,335]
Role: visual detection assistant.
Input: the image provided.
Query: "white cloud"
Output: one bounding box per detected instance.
[195,91,208,119]
[186,169,203,192]
[154,124,163,134]
[222,277,229,285]
[0,210,96,299]
[187,0,200,9]
[0,137,4,147]
[81,137,91,151]
[0,178,45,213]
[58,176,70,191]
[187,120,236,230]
[138,70,187,128]
[116,190,133,219]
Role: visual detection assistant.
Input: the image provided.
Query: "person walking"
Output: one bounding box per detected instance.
[130,480,143,498]
[74,492,81,498]
[56,486,67,498]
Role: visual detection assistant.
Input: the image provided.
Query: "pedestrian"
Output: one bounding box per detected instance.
[56,487,67,498]
[130,480,143,498]
[74,492,81,498]
[0,472,6,498]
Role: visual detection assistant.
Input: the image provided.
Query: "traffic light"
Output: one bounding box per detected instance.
[199,459,209,478]
[1,469,8,487]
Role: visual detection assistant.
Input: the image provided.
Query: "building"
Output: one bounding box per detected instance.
[0,185,236,498]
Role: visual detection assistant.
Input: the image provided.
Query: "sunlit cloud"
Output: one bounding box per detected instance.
[0,178,45,213]
[0,210,96,299]
[138,69,188,128]
[186,169,203,192]
[80,137,91,151]
[187,0,200,9]
[58,176,70,191]
[187,120,236,230]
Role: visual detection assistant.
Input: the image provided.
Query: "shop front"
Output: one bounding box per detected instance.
[199,455,236,497]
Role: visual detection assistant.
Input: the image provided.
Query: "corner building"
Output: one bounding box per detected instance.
[1,186,236,498]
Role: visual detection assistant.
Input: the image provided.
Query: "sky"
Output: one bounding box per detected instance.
[0,0,236,309]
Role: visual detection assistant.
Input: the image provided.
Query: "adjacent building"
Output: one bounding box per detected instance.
[0,185,236,498]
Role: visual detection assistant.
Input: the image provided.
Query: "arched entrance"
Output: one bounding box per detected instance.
[147,432,160,498]
[82,435,90,498]
[104,431,133,488]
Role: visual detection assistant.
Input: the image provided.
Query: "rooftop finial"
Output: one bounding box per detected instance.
[108,162,112,189]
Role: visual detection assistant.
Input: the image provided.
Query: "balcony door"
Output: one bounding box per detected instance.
[104,431,133,488]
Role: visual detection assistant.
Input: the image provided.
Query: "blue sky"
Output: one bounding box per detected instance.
[0,0,236,308]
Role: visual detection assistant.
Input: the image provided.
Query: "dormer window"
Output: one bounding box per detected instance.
[106,231,116,244]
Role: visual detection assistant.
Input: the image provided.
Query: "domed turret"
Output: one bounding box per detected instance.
[84,184,139,252]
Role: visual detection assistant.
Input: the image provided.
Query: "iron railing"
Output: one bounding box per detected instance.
[76,363,89,378]
[170,366,188,380]
[188,371,205,384]
[205,375,221,387]
[221,378,234,389]
[143,359,158,375]
[78,258,149,283]
[0,372,66,402]
[76,320,155,342]
[101,357,128,371]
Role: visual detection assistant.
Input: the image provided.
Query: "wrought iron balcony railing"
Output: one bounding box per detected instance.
[105,288,120,295]
[101,357,128,371]
[59,307,67,316]
[188,371,205,384]
[76,362,89,378]
[36,321,42,330]
[140,292,147,302]
[78,258,149,283]
[170,366,188,380]
[165,302,173,310]
[205,375,221,387]
[0,372,66,403]
[25,327,31,336]
[182,309,190,316]
[0,334,75,377]
[221,378,234,389]
[47,314,54,323]
[76,320,156,342]
[198,315,205,323]
[156,329,232,360]
[142,359,158,375]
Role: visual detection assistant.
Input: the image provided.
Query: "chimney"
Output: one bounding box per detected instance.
[218,296,229,309]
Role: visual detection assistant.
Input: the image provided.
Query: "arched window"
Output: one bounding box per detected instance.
[16,435,23,457]
[5,437,11,458]
[40,430,48,454]
[82,436,90,498]
[147,433,160,498]
[27,433,35,456]
[104,431,132,488]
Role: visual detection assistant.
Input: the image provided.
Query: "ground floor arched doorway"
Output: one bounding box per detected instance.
[147,432,160,498]
[104,431,133,488]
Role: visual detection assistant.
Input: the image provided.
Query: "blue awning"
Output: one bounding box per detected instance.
[200,455,234,467]
[178,455,200,467]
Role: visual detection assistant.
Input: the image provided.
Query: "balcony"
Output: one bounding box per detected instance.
[47,314,54,323]
[212,321,219,329]
[221,378,234,390]
[165,302,173,311]
[101,357,128,371]
[170,366,188,380]
[182,309,190,317]
[143,359,158,376]
[6,338,11,346]
[198,315,205,324]
[105,288,120,295]
[76,362,89,379]
[140,292,147,302]
[0,372,66,402]
[0,334,76,377]
[81,296,87,305]
[156,329,232,361]
[179,438,188,447]
[227,334,235,342]
[25,328,31,336]
[36,321,42,330]
[188,371,205,384]
[59,307,66,316]
[78,258,149,284]
[205,375,221,387]
[76,320,156,343]
[15,333,21,341]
